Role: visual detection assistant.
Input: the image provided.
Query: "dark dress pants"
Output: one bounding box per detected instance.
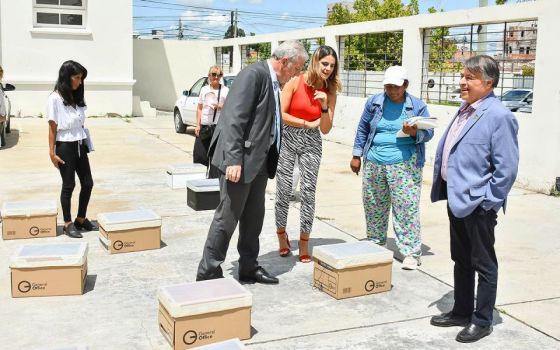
[196,164,268,280]
[56,141,94,223]
[448,205,498,327]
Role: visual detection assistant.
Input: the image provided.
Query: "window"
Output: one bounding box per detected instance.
[189,78,208,98]
[33,0,87,29]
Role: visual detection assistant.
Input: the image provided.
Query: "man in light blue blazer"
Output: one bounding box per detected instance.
[430,55,519,343]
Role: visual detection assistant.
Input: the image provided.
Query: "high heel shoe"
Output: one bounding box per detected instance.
[298,236,311,263]
[277,231,291,257]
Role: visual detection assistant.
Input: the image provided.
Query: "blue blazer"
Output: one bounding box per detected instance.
[430,93,519,218]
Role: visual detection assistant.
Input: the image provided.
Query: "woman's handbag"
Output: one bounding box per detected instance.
[84,127,94,152]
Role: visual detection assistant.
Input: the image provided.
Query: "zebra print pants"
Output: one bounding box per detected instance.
[275,124,322,234]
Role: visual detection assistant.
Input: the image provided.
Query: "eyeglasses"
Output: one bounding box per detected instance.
[210,73,223,77]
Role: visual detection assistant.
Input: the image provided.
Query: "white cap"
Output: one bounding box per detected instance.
[382,66,408,86]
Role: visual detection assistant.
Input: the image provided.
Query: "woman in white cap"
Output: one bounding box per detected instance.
[350,65,434,270]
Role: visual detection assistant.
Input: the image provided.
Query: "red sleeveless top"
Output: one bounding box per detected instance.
[287,74,327,122]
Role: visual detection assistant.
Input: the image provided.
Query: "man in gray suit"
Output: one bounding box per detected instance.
[196,41,308,284]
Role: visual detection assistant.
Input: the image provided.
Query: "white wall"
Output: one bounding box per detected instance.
[0,0,134,116]
[133,39,215,111]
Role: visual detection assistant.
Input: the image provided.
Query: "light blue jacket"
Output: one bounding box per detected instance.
[352,92,434,167]
[430,93,519,218]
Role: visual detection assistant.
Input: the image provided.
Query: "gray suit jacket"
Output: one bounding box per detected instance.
[209,60,279,183]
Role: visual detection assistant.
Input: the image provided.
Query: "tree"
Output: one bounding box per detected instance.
[426,7,462,73]
[521,64,534,76]
[326,0,420,71]
[496,0,508,4]
[224,25,246,39]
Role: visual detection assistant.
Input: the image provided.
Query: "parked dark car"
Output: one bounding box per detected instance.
[0,82,15,147]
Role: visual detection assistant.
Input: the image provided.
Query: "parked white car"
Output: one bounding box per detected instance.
[500,89,533,112]
[174,74,236,133]
[0,83,15,147]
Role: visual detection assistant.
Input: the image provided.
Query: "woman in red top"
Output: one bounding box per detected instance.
[275,45,342,262]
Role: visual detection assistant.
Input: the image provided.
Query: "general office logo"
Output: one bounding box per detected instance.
[18,281,31,293]
[113,240,124,250]
[365,280,375,292]
[183,329,215,345]
[113,240,135,250]
[183,330,197,345]
[17,281,47,293]
[29,226,40,236]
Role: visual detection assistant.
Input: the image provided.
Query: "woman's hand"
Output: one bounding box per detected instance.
[402,121,417,138]
[305,119,321,129]
[350,156,361,175]
[195,125,201,137]
[313,91,328,109]
[50,153,65,169]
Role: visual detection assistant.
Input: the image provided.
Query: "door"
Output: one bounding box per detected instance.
[181,77,208,126]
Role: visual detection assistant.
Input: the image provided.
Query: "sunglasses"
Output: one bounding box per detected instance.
[210,73,223,77]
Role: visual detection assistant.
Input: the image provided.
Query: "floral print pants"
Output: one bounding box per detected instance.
[362,154,423,257]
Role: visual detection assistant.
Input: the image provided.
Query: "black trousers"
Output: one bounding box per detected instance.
[448,205,498,327]
[196,164,268,281]
[56,141,93,223]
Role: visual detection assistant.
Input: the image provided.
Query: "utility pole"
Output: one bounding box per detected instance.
[234,8,238,38]
[177,19,184,40]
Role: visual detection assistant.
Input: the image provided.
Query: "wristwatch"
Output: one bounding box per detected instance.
[321,107,328,113]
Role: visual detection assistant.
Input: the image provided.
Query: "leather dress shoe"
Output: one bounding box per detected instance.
[63,223,83,238]
[74,218,98,231]
[430,311,470,327]
[456,323,492,343]
[239,267,279,284]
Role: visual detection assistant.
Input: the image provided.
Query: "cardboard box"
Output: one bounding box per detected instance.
[313,241,393,299]
[186,179,220,211]
[158,278,252,349]
[97,209,162,254]
[191,338,245,349]
[167,163,207,189]
[10,242,88,298]
[1,200,58,240]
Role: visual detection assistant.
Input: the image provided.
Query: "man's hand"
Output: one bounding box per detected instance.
[195,125,201,137]
[225,165,242,183]
[350,157,361,175]
[50,154,65,169]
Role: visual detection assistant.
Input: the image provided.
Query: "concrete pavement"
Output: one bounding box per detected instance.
[0,115,558,349]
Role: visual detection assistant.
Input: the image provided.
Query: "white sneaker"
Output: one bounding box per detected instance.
[402,256,421,270]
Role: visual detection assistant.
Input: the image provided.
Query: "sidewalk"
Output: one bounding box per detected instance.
[0,116,558,349]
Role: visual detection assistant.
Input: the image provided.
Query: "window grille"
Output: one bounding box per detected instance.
[421,20,537,106]
[338,32,403,97]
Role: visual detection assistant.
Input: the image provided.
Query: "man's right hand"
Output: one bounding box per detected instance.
[225,165,242,183]
[350,157,361,175]
[50,154,65,169]
[195,125,201,137]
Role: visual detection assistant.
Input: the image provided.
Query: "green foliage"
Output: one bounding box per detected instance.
[496,0,508,5]
[326,0,419,71]
[521,65,535,76]
[224,25,246,39]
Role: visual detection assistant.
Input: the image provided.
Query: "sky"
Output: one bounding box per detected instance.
[133,0,507,39]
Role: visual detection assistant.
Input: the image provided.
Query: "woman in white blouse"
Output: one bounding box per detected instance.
[193,65,229,177]
[47,60,96,238]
